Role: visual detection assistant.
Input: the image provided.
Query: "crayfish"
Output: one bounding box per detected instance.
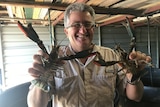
[93,39,152,82]
[113,43,152,82]
[17,21,98,91]
[17,21,64,92]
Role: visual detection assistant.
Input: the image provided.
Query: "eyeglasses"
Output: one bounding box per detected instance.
[66,22,95,29]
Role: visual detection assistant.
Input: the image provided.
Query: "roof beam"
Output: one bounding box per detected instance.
[0,17,51,22]
[143,3,160,15]
[0,1,67,11]
[99,15,134,26]
[1,1,159,26]
[0,1,144,16]
[100,3,160,26]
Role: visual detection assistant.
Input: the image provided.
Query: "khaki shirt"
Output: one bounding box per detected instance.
[52,44,126,107]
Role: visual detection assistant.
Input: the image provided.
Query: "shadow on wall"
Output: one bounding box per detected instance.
[0,82,30,107]
[0,82,52,107]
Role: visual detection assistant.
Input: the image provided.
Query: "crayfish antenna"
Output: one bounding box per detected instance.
[17,21,49,55]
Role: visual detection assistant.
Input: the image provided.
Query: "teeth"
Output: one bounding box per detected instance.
[79,36,84,38]
[77,35,87,38]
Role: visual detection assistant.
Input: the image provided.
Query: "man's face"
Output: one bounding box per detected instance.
[64,11,94,52]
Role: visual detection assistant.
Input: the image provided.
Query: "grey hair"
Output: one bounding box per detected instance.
[64,3,95,28]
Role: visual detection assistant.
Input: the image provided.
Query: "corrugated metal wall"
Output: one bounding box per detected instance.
[54,25,69,46]
[101,26,130,50]
[135,27,160,67]
[101,26,160,67]
[1,25,51,89]
[0,25,3,92]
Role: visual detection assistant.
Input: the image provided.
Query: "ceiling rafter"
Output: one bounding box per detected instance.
[0,1,144,16]
[99,15,134,26]
[0,0,160,26]
[0,0,145,26]
[0,1,67,11]
[100,1,160,26]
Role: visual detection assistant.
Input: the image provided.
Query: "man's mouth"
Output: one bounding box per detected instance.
[76,34,89,39]
[76,35,87,41]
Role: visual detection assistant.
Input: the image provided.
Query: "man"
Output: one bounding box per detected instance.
[27,3,151,107]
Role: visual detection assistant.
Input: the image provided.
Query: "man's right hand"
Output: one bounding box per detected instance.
[28,50,49,79]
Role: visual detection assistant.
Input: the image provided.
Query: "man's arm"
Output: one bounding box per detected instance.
[27,50,52,107]
[27,86,49,107]
[125,75,144,102]
[125,51,151,101]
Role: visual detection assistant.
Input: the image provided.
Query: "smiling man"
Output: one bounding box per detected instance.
[27,3,151,107]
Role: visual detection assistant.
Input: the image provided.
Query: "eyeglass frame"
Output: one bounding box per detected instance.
[65,22,95,29]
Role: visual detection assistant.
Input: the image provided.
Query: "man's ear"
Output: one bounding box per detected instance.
[64,28,68,37]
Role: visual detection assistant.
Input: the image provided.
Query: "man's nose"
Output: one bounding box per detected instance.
[78,25,87,34]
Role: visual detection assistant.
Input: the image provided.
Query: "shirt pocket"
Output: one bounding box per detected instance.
[96,66,116,79]
[91,66,117,89]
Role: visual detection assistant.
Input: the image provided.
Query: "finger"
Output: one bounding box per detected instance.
[129,51,141,60]
[32,62,45,73]
[28,68,40,77]
[37,50,49,59]
[33,54,43,64]
[129,51,151,62]
[146,56,151,63]
[33,54,50,64]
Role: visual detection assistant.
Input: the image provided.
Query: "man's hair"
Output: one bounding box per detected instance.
[64,3,95,28]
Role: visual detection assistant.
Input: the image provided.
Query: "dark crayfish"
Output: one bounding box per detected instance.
[114,43,153,82]
[18,21,63,92]
[17,21,98,91]
[93,37,152,82]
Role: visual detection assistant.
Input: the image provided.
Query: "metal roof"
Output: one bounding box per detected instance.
[0,0,160,27]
